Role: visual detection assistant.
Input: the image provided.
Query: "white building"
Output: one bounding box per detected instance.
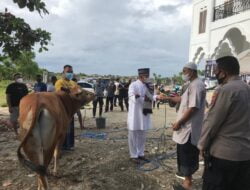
[189,0,250,78]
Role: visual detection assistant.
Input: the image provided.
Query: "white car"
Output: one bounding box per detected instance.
[204,79,218,90]
[77,81,94,93]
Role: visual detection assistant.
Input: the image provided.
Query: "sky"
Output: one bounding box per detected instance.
[0,0,193,76]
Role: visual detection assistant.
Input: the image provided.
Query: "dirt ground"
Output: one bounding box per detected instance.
[0,98,212,190]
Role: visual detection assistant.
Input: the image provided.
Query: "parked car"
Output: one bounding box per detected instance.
[204,78,217,90]
[77,81,94,93]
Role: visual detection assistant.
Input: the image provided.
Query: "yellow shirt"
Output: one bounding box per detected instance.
[55,78,77,92]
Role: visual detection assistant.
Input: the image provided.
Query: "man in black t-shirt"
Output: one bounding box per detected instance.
[118,80,131,111]
[105,81,115,112]
[6,73,28,134]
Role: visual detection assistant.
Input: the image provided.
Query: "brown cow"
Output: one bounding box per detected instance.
[17,87,94,190]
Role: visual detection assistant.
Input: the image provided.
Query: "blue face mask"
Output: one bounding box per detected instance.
[65,72,73,80]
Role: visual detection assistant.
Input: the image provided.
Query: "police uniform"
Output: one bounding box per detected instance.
[198,76,250,190]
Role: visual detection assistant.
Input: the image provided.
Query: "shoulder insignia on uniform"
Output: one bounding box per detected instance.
[209,91,219,109]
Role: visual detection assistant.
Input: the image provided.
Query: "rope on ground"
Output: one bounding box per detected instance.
[137,132,175,172]
[104,128,127,133]
[76,125,170,139]
[77,128,175,173]
[137,151,176,172]
[80,132,107,140]
[78,102,176,172]
[137,102,176,172]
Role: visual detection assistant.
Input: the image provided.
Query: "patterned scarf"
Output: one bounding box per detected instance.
[143,82,154,116]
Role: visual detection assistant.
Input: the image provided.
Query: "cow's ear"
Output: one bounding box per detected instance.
[71,86,82,95]
[75,89,84,99]
[76,88,83,96]
[77,88,82,94]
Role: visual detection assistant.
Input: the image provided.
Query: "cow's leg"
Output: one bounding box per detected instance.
[37,176,44,190]
[26,109,56,189]
[38,110,57,175]
[22,110,45,189]
[53,137,65,175]
[20,108,55,190]
[38,175,49,190]
[38,177,41,190]
[53,145,59,175]
[23,134,46,189]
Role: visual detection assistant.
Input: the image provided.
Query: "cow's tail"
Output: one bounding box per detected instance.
[17,94,47,176]
[17,145,47,176]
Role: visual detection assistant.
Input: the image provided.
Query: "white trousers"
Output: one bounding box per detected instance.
[128,130,146,158]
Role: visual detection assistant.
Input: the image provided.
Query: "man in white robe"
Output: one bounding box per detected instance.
[127,68,161,163]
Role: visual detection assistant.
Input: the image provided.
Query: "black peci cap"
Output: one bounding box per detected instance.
[138,68,150,75]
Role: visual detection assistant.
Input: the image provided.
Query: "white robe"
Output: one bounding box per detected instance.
[127,80,155,131]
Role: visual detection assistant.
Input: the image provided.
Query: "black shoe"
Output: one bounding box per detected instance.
[138,156,150,163]
[130,158,140,164]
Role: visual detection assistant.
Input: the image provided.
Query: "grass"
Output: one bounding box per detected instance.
[0,80,10,107]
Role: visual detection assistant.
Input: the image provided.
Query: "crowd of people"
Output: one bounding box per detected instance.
[127,56,250,190]
[92,78,131,117]
[2,55,250,190]
[92,77,165,118]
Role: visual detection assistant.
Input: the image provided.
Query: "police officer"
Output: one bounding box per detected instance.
[198,56,250,190]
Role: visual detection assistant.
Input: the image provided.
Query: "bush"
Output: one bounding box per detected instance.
[0,80,10,107]
[0,103,7,107]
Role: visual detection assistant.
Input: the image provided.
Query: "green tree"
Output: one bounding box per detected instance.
[14,51,41,80]
[172,72,184,85]
[0,51,43,80]
[198,70,205,77]
[0,57,17,80]
[0,1,51,60]
[153,73,162,84]
[164,77,172,85]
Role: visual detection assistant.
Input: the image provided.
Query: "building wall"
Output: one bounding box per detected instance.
[189,0,210,63]
[189,0,250,73]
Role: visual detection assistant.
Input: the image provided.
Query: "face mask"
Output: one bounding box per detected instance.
[16,78,23,83]
[140,75,149,83]
[182,74,190,82]
[65,73,73,80]
[216,71,226,84]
